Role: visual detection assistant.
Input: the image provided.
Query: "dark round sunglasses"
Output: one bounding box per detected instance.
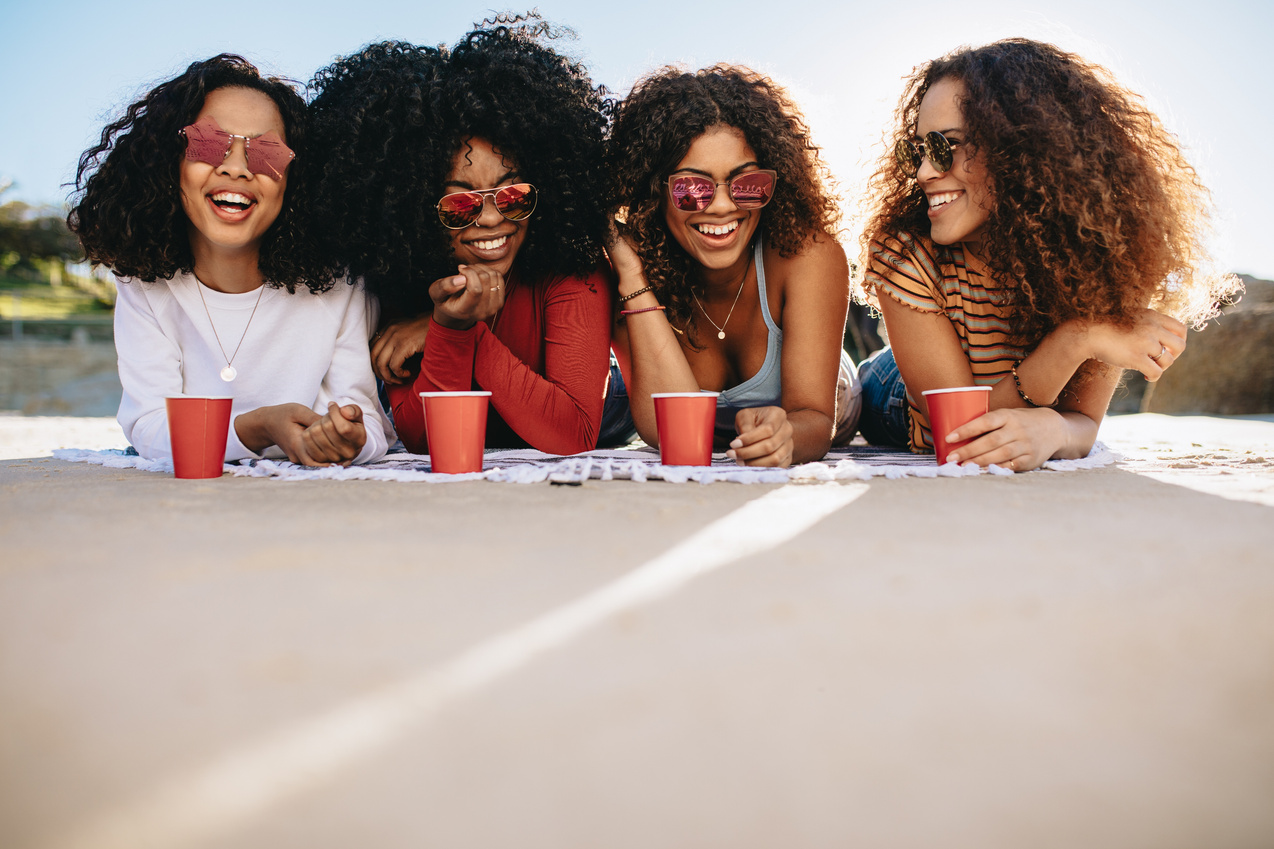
[894,131,957,176]
[666,169,778,212]
[436,183,538,230]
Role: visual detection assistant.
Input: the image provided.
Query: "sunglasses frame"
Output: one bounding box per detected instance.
[895,131,957,177]
[665,169,778,213]
[435,183,539,230]
[179,116,295,180]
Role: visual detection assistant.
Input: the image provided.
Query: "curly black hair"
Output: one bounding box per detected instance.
[67,54,330,292]
[607,64,840,337]
[859,38,1238,346]
[307,19,613,318]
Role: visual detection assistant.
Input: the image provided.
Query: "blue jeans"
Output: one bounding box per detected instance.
[597,356,638,448]
[857,347,911,448]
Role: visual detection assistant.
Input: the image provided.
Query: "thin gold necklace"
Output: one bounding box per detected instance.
[691,243,754,341]
[195,276,265,382]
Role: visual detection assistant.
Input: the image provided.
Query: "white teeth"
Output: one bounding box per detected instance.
[928,191,961,209]
[471,236,508,251]
[695,220,739,236]
[211,191,252,205]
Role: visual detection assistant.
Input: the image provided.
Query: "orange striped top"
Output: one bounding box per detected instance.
[865,231,1025,452]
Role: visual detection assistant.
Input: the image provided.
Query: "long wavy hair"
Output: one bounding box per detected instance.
[306,18,613,318]
[859,38,1238,346]
[68,54,328,292]
[607,65,840,338]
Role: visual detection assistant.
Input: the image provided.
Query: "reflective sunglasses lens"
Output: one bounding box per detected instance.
[437,192,483,229]
[182,119,230,167]
[925,131,953,173]
[494,183,536,220]
[669,175,715,211]
[729,171,775,208]
[243,132,295,180]
[894,138,920,175]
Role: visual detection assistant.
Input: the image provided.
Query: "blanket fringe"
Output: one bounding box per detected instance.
[52,443,1121,484]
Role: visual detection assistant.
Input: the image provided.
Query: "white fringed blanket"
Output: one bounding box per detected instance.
[52,443,1120,484]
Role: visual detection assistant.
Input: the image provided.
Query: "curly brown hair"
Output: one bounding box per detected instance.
[859,38,1238,347]
[68,55,330,292]
[607,64,840,339]
[307,20,613,319]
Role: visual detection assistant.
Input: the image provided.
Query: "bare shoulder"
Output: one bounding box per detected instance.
[764,232,845,280]
[764,232,849,291]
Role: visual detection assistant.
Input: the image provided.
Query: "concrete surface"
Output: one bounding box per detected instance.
[1,413,1272,849]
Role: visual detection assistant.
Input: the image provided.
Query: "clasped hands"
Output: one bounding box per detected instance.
[236,402,367,467]
[371,265,506,384]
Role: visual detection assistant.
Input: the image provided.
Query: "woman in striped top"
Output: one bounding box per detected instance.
[857,39,1238,470]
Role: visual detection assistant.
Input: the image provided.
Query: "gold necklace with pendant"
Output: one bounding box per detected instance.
[196,276,265,382]
[691,242,754,341]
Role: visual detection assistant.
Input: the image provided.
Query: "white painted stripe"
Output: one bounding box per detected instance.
[50,483,867,849]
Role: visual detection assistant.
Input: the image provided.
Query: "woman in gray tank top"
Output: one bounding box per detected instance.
[606,65,861,467]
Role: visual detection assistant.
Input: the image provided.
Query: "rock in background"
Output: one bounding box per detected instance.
[1144,275,1274,415]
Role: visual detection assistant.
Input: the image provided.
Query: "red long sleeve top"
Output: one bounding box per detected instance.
[388,267,613,456]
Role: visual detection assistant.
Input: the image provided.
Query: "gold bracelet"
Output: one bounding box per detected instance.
[618,285,654,304]
[1011,359,1055,408]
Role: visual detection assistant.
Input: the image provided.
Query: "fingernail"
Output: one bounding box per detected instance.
[729,438,742,449]
[946,432,958,442]
[726,450,736,460]
[947,453,960,464]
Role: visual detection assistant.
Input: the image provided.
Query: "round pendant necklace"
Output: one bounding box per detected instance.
[196,277,265,382]
[691,243,754,341]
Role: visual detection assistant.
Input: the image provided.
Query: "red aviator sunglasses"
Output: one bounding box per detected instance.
[435,183,538,229]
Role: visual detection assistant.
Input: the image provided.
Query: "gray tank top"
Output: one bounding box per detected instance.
[715,237,782,440]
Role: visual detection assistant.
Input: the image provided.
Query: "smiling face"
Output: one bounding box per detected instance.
[662,124,765,276]
[915,77,994,248]
[179,86,288,264]
[442,137,529,277]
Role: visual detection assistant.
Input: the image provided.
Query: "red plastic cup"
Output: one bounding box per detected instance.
[652,392,719,466]
[922,386,993,464]
[420,391,491,474]
[165,396,232,479]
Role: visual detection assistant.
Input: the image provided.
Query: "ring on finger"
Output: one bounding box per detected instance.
[1008,458,1016,471]
[1151,344,1167,362]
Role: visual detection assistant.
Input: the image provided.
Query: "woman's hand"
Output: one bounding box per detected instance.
[371,315,431,384]
[605,223,646,284]
[300,402,367,466]
[728,406,795,467]
[235,403,321,465]
[429,265,507,330]
[1074,309,1188,381]
[944,406,1071,471]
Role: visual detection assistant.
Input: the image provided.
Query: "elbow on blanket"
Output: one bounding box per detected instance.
[530,426,598,457]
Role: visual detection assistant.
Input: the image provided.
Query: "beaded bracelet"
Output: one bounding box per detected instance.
[618,285,654,304]
[619,305,666,317]
[1011,359,1055,408]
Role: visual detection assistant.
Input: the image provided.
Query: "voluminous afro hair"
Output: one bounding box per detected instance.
[307,18,613,318]
[68,54,329,292]
[859,38,1239,347]
[607,65,840,336]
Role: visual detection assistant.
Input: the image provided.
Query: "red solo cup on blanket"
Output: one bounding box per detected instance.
[421,391,491,474]
[922,386,993,464]
[652,392,719,466]
[165,396,232,479]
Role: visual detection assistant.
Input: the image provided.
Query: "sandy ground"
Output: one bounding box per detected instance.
[1,413,1272,849]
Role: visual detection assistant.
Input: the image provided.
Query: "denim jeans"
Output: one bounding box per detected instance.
[596,355,638,448]
[856,347,911,448]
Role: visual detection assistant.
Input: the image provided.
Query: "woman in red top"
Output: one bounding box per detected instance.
[307,20,620,455]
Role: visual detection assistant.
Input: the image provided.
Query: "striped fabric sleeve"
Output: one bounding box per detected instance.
[865,232,943,314]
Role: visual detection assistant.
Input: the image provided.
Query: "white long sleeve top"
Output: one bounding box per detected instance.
[114,273,393,464]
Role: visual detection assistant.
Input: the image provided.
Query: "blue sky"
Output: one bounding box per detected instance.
[2,0,1269,278]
